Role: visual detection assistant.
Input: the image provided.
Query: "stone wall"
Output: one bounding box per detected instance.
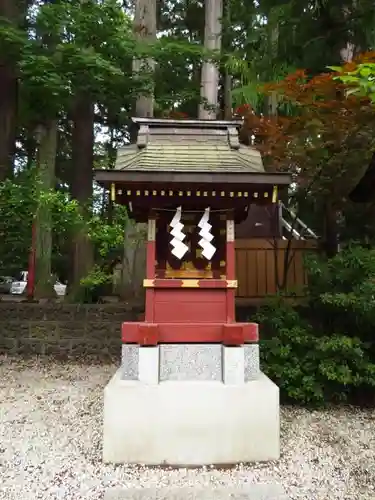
[0,303,142,357]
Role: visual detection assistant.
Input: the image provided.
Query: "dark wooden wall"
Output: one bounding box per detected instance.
[235,239,318,304]
[236,205,281,239]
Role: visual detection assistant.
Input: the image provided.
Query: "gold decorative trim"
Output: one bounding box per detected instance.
[110,183,116,201]
[181,279,199,288]
[111,190,272,200]
[272,185,278,203]
[143,279,155,288]
[226,280,238,288]
[164,269,213,279]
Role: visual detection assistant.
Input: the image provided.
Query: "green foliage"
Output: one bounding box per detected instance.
[78,264,112,302]
[19,0,135,120]
[0,171,36,275]
[331,63,375,102]
[80,264,111,288]
[0,172,128,299]
[0,19,28,59]
[255,246,375,406]
[60,202,128,302]
[307,245,375,340]
[88,205,128,258]
[0,170,82,277]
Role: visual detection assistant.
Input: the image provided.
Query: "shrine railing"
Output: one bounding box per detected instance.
[235,238,318,305]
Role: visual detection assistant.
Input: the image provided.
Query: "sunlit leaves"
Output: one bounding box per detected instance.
[18,0,135,122]
[331,60,375,103]
[240,55,375,205]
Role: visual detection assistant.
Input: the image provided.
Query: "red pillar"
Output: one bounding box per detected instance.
[145,213,156,322]
[225,215,236,323]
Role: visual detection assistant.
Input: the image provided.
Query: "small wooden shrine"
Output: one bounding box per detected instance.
[95,117,291,347]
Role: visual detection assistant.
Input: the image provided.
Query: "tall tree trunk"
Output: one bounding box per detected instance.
[199,0,223,119]
[264,21,279,117]
[120,0,157,301]
[319,5,356,258]
[133,0,157,118]
[0,0,21,181]
[34,120,58,299]
[69,95,95,297]
[222,0,232,120]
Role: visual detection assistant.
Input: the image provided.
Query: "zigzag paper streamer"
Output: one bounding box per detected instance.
[169,206,189,260]
[198,208,216,260]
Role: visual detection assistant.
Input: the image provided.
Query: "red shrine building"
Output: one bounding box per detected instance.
[96,117,291,466]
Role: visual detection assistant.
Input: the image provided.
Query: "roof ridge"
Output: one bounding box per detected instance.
[114,127,265,174]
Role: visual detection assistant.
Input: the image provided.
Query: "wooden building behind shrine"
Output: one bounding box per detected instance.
[235,204,317,305]
[102,118,318,305]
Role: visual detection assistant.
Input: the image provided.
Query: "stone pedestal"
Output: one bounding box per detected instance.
[121,344,261,382]
[102,344,280,465]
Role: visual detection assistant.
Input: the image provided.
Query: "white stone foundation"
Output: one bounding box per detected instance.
[222,346,245,384]
[103,369,280,465]
[138,346,159,384]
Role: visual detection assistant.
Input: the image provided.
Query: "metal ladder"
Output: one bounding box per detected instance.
[280,202,318,240]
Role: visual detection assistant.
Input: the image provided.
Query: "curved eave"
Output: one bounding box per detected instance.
[94,169,292,188]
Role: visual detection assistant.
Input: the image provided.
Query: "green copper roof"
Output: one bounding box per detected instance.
[114,118,265,174]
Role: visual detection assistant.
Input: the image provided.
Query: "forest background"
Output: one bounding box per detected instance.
[2,0,375,404]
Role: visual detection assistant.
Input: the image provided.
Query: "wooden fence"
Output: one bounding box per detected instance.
[235,239,318,305]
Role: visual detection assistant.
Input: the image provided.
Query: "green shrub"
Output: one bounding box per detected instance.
[255,245,375,406]
[307,245,375,342]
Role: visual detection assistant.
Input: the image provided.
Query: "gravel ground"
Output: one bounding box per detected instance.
[0,356,375,500]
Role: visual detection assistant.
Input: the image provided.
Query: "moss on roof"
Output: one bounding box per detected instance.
[114,119,265,174]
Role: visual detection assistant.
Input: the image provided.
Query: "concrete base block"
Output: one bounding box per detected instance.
[103,369,280,465]
[222,346,244,384]
[105,485,290,500]
[138,346,159,384]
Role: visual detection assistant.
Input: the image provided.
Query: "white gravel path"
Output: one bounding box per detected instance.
[0,355,374,500]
